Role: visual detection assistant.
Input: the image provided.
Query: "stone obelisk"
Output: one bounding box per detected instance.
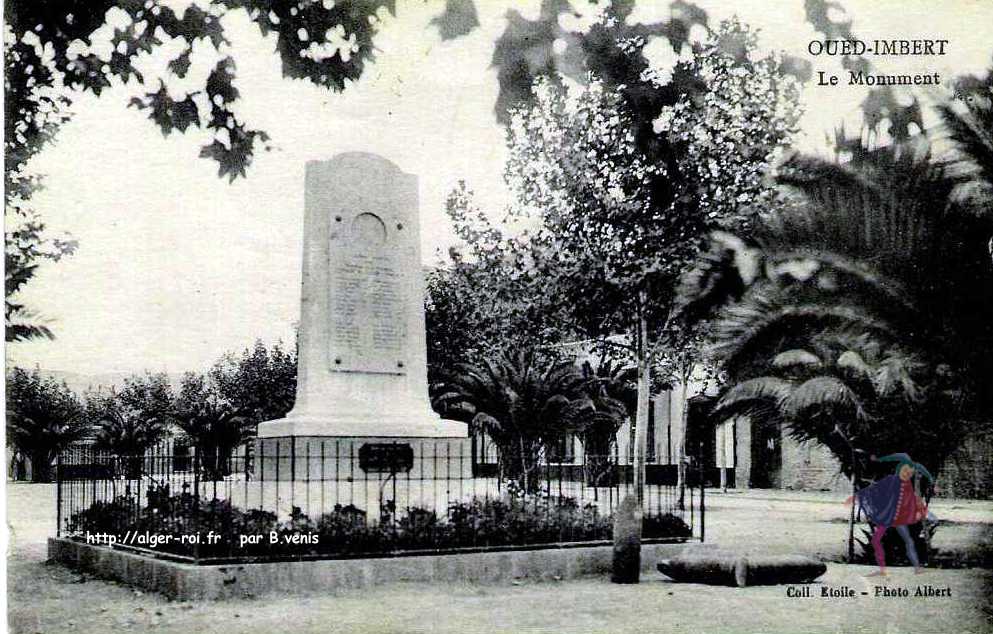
[257,153,466,478]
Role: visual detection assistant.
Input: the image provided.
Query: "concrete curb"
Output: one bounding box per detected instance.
[48,537,691,600]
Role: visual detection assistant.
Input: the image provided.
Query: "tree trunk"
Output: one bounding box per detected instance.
[676,368,691,510]
[617,291,651,584]
[520,436,529,494]
[632,292,651,507]
[30,449,54,483]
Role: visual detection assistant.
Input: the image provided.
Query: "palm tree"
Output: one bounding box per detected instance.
[432,350,590,493]
[6,368,88,482]
[573,358,636,485]
[88,373,173,477]
[172,372,255,480]
[713,332,941,474]
[679,130,993,477]
[713,332,944,561]
[936,75,993,216]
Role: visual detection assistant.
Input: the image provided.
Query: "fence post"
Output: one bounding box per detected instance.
[192,450,200,561]
[55,452,63,538]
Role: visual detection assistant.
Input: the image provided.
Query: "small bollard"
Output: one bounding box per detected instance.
[611,494,642,584]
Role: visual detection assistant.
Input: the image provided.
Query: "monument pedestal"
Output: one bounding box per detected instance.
[254,434,472,482]
[258,415,467,440]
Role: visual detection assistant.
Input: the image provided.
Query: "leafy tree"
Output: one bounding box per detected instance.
[488,0,713,125]
[172,372,253,480]
[5,367,88,482]
[432,350,588,493]
[450,19,800,516]
[88,372,174,474]
[5,210,77,342]
[5,27,77,342]
[441,181,573,355]
[209,339,297,425]
[5,1,395,180]
[424,262,487,382]
[4,1,395,337]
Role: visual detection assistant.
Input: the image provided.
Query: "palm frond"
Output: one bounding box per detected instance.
[836,350,872,381]
[761,248,916,317]
[771,143,958,283]
[772,348,823,369]
[712,289,899,374]
[714,377,793,420]
[936,98,993,190]
[873,350,925,403]
[783,376,867,421]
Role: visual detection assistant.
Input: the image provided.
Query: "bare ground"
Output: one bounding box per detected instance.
[7,483,993,634]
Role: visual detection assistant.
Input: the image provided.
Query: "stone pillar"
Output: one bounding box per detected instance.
[258,153,466,440]
[735,416,752,490]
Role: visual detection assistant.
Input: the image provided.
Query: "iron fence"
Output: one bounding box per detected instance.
[56,438,703,564]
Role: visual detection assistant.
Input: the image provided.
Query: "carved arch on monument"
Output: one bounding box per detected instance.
[350,213,388,247]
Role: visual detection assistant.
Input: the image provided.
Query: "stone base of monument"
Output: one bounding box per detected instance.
[657,549,827,587]
[250,434,474,520]
[254,434,472,481]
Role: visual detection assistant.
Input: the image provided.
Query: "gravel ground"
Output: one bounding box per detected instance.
[6,483,992,634]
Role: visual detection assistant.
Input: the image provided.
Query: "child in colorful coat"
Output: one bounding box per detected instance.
[846,453,935,576]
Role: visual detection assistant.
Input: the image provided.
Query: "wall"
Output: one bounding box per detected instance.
[49,537,692,601]
[778,435,848,492]
[936,434,993,499]
[715,410,992,499]
[733,416,752,489]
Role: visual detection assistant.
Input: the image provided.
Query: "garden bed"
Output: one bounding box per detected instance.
[48,537,693,600]
[64,486,691,561]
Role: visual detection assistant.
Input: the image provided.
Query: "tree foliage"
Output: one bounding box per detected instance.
[424,262,487,380]
[4,1,395,339]
[683,97,993,477]
[573,357,635,476]
[489,0,715,125]
[441,18,799,518]
[712,333,954,482]
[440,180,573,354]
[208,339,297,425]
[172,371,254,480]
[492,17,801,363]
[86,372,174,459]
[5,367,88,482]
[5,0,395,181]
[432,350,591,492]
[171,339,297,478]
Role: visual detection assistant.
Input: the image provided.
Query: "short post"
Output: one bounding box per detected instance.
[611,495,642,583]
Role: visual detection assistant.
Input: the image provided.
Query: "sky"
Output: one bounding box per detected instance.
[7,0,993,377]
